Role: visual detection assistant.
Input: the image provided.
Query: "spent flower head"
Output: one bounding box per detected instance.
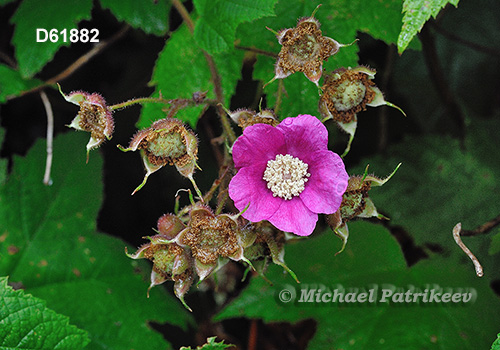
[59,84,114,162]
[126,214,194,311]
[319,66,405,156]
[228,114,349,236]
[118,118,200,195]
[241,221,299,283]
[266,7,352,87]
[326,163,401,255]
[173,205,252,281]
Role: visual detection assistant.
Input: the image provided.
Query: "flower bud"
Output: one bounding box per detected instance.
[157,213,186,240]
[118,118,199,194]
[59,85,114,162]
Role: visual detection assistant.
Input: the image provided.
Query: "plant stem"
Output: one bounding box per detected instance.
[235,45,278,58]
[109,97,171,111]
[460,214,500,237]
[274,79,284,115]
[11,25,129,100]
[171,0,194,33]
[452,223,484,277]
[39,90,53,186]
[420,24,466,146]
[171,0,236,144]
[431,22,500,58]
[377,44,396,152]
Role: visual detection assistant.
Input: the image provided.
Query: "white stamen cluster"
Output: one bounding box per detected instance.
[263,154,311,200]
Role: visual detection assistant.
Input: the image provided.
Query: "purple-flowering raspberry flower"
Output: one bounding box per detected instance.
[229,114,349,236]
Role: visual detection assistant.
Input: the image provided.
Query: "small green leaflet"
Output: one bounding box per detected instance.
[0,276,90,350]
[491,333,500,350]
[398,0,460,54]
[180,336,233,350]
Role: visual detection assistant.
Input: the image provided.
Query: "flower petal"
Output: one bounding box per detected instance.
[267,198,318,236]
[303,64,323,86]
[276,114,328,158]
[232,123,286,169]
[277,28,293,45]
[274,61,293,80]
[300,149,348,214]
[229,164,283,222]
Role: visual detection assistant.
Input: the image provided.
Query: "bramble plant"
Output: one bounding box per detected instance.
[1,0,500,349]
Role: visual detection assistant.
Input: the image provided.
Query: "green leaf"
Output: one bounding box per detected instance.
[99,0,170,35]
[351,119,500,249]
[0,276,90,350]
[193,0,278,54]
[0,65,44,103]
[11,0,93,78]
[398,0,460,54]
[216,221,500,349]
[491,333,500,350]
[489,230,500,256]
[236,0,403,118]
[180,336,233,350]
[0,132,192,349]
[139,23,244,129]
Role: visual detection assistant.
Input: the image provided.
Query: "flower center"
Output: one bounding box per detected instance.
[148,131,186,159]
[263,154,310,200]
[290,34,320,62]
[331,79,366,112]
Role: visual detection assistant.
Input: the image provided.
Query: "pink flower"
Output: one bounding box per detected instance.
[229,114,349,236]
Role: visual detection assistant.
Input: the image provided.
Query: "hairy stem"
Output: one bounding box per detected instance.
[110,97,172,111]
[171,0,236,144]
